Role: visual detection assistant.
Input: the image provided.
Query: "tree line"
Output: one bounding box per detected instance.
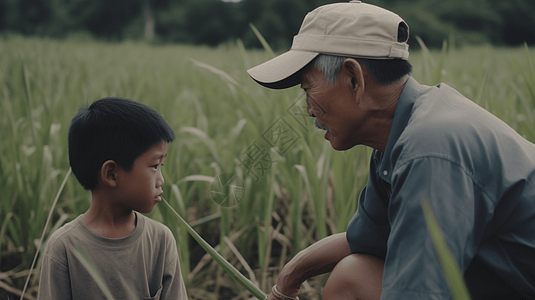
[1,0,534,49]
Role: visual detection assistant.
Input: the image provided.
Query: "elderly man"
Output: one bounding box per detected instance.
[247,1,535,300]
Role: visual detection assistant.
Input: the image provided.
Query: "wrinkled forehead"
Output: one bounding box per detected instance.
[301,66,325,87]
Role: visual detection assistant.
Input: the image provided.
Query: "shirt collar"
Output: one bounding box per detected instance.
[376,76,424,183]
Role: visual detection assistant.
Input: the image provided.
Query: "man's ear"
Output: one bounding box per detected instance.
[342,58,365,104]
[100,160,119,188]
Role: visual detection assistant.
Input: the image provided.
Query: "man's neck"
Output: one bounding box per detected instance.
[362,75,409,152]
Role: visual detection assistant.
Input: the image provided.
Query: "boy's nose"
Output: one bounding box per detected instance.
[156,171,165,187]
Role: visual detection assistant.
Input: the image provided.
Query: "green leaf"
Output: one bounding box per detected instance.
[161,197,266,300]
[249,23,275,58]
[421,197,472,300]
[73,244,115,300]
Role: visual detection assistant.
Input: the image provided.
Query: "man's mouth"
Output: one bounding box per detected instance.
[315,119,330,133]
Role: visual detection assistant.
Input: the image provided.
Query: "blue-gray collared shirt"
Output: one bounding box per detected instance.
[346,77,535,300]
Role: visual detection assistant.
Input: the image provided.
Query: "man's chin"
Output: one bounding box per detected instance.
[326,134,354,151]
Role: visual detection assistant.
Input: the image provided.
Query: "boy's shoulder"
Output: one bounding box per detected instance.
[43,215,85,261]
[48,215,82,242]
[140,214,176,242]
[44,213,176,255]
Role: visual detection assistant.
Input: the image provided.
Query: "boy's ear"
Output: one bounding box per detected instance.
[100,160,119,188]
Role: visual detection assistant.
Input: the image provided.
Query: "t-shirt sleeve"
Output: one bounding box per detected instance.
[160,230,188,300]
[381,156,490,300]
[38,246,72,300]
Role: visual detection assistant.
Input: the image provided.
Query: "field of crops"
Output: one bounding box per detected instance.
[1,34,534,299]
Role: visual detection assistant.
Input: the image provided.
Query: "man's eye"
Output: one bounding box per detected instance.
[152,165,158,169]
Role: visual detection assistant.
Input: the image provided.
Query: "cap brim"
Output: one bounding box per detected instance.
[247,50,319,90]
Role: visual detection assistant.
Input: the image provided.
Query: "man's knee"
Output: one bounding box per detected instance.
[323,254,384,300]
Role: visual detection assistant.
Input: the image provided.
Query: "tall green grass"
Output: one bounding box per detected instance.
[421,197,471,300]
[0,34,534,299]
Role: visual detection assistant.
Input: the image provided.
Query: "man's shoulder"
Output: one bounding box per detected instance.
[403,87,498,147]
[391,82,535,175]
[390,85,495,167]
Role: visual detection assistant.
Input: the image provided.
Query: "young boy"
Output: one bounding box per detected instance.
[38,97,188,299]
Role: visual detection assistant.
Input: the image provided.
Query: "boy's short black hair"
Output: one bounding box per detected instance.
[68,97,175,190]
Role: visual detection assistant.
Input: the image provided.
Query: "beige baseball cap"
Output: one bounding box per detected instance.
[247,0,409,89]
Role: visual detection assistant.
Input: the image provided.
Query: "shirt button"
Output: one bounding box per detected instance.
[383,170,388,176]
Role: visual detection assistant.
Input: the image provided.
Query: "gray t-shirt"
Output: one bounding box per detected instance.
[38,212,188,300]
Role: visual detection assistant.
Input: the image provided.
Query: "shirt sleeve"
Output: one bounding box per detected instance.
[381,156,491,300]
[38,252,72,300]
[160,232,188,300]
[347,151,391,259]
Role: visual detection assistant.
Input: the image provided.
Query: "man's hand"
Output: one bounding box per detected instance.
[265,285,299,300]
[266,233,352,299]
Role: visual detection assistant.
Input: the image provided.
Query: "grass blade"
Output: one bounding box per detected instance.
[223,236,259,286]
[161,197,266,300]
[190,58,240,87]
[20,168,72,300]
[72,245,115,300]
[176,174,215,185]
[249,23,275,58]
[22,61,37,146]
[421,197,472,300]
[181,126,225,170]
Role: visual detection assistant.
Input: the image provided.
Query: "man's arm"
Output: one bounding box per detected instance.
[268,232,351,299]
[381,156,487,299]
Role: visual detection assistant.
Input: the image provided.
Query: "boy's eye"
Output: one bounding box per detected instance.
[152,165,158,169]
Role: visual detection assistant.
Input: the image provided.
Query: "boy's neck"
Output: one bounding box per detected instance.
[81,193,137,239]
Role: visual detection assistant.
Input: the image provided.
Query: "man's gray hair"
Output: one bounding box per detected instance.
[311,53,413,86]
[312,54,348,84]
